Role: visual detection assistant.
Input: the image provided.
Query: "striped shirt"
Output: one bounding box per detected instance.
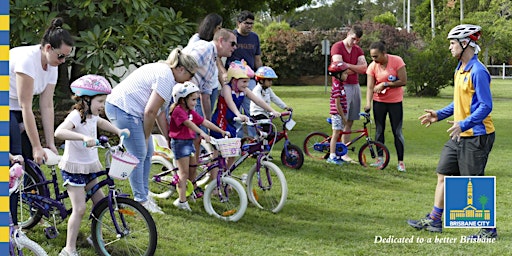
[182,40,217,95]
[329,78,347,115]
[106,62,175,118]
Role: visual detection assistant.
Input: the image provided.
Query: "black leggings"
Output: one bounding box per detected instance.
[372,101,405,161]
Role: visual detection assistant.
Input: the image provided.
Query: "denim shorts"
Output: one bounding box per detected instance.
[331,114,345,131]
[171,138,196,160]
[61,170,97,187]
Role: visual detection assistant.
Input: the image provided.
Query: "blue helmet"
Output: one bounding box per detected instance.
[255,66,278,82]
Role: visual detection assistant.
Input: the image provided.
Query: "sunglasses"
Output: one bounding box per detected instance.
[51,47,69,60]
[243,21,254,25]
[230,41,237,47]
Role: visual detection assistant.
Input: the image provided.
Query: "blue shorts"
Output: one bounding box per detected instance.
[171,138,196,159]
[61,170,97,187]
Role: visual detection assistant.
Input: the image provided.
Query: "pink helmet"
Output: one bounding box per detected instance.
[227,60,254,81]
[328,61,349,76]
[70,75,112,96]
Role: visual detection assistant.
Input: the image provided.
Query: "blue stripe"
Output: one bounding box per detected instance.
[0,31,8,45]
[0,1,8,15]
[0,152,7,166]
[0,61,8,75]
[0,91,8,105]
[0,212,9,226]
[0,122,7,136]
[0,183,7,196]
[0,243,9,252]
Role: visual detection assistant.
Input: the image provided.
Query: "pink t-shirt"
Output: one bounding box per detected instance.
[330,41,364,85]
[366,54,406,103]
[169,105,204,140]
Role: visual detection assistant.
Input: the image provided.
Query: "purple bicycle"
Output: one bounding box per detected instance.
[17,136,157,256]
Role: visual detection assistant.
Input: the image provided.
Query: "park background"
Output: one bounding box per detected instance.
[8,0,512,255]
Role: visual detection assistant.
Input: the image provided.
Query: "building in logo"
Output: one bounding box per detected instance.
[444,176,495,228]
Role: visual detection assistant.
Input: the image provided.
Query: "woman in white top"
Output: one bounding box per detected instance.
[9,17,74,164]
[105,47,198,214]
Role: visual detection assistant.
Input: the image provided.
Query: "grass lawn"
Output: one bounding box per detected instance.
[26,80,511,255]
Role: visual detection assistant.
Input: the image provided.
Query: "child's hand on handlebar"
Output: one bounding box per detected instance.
[237,115,249,123]
[285,107,293,111]
[223,131,231,138]
[83,136,97,147]
[119,128,130,139]
[270,111,281,117]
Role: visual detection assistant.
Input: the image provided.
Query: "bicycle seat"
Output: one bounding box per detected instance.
[151,134,174,160]
[326,117,332,124]
[43,148,62,166]
[359,112,370,118]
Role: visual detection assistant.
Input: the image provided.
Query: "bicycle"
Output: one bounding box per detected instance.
[303,112,390,170]
[149,116,288,214]
[9,162,48,256]
[17,136,158,256]
[243,110,304,169]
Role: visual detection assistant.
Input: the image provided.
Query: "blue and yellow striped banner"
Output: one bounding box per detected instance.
[0,0,8,250]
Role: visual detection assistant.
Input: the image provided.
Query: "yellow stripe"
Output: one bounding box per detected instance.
[0,136,7,151]
[0,46,8,61]
[0,106,7,121]
[0,166,7,182]
[0,226,8,242]
[0,197,7,212]
[0,76,8,90]
[0,16,9,30]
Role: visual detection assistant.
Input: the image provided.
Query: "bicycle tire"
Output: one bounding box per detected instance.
[149,155,176,199]
[303,131,330,160]
[246,161,288,213]
[12,231,48,256]
[358,141,390,170]
[280,144,304,169]
[203,176,248,222]
[90,197,157,256]
[17,163,45,229]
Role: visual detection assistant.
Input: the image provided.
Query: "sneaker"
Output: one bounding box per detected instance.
[407,214,442,232]
[341,155,357,164]
[326,157,345,166]
[59,248,80,256]
[173,198,192,212]
[148,196,163,210]
[467,228,498,240]
[397,162,406,172]
[369,157,384,167]
[141,200,164,214]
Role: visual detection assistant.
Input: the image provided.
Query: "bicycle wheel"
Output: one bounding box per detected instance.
[280,144,304,169]
[358,141,390,170]
[246,161,288,213]
[12,230,48,256]
[203,176,248,222]
[17,163,45,229]
[91,197,157,256]
[303,132,330,160]
[149,155,176,199]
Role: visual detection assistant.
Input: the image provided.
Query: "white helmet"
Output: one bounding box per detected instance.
[447,24,481,41]
[172,81,199,103]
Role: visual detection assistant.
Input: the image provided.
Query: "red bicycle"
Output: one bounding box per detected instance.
[302,112,390,170]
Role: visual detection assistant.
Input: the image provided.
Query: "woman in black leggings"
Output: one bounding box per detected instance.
[364,41,407,172]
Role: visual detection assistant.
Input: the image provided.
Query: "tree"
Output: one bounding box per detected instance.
[373,11,398,26]
[478,194,488,219]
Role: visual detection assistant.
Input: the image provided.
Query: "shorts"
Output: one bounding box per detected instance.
[171,138,196,159]
[61,170,97,187]
[344,84,361,121]
[331,114,345,131]
[436,133,495,176]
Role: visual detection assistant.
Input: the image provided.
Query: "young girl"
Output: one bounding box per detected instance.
[55,75,130,256]
[169,81,230,211]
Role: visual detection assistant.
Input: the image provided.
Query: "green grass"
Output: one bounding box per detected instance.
[24,80,512,255]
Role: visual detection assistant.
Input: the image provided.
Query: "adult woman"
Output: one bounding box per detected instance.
[365,41,407,172]
[105,47,198,213]
[9,17,74,164]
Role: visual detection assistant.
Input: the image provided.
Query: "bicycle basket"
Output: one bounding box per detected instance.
[109,151,140,180]
[216,138,241,157]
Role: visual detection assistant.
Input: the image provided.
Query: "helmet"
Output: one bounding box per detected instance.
[227,60,254,81]
[71,75,112,96]
[447,24,481,41]
[255,66,278,82]
[172,81,199,103]
[328,61,349,76]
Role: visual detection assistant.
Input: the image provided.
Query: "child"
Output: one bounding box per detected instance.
[250,66,292,138]
[55,75,130,256]
[326,61,350,165]
[169,81,230,212]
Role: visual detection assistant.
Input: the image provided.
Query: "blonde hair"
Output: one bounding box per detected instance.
[213,28,235,42]
[162,47,198,72]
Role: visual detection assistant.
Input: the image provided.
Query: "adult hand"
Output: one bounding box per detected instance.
[447,121,462,142]
[33,146,47,165]
[364,105,371,113]
[418,109,438,127]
